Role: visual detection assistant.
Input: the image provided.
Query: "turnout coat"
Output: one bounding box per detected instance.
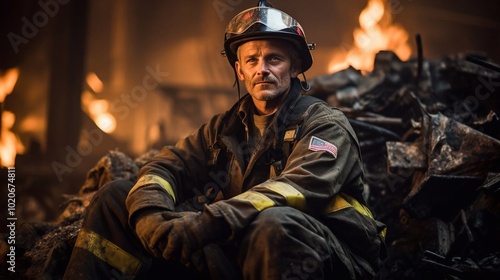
[127,78,387,276]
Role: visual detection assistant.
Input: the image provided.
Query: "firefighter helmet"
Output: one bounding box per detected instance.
[223,0,315,73]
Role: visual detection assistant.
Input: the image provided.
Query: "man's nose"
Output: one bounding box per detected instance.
[257,61,270,76]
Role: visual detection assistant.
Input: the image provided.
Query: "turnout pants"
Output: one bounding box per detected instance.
[63,179,374,279]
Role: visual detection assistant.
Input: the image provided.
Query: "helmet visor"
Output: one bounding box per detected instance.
[226,7,305,37]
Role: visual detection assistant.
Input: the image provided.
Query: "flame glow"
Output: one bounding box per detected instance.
[0,68,19,102]
[82,73,116,133]
[86,72,104,94]
[1,111,25,167]
[81,89,116,134]
[328,0,412,73]
[0,68,22,167]
[94,113,116,133]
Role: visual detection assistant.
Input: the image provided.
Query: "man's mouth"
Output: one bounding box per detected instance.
[255,80,274,85]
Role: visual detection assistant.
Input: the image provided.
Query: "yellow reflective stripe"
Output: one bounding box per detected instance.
[323,195,351,214]
[341,193,374,218]
[323,193,373,219]
[233,191,275,211]
[380,227,387,239]
[323,193,386,239]
[131,174,176,203]
[264,181,306,211]
[75,228,141,276]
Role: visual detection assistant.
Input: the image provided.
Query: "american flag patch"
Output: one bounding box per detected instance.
[308,136,338,158]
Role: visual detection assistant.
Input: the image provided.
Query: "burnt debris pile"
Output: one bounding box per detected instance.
[307,50,500,279]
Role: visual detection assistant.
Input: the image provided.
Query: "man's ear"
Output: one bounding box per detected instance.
[235,61,245,81]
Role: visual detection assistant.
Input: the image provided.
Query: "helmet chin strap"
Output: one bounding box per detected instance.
[300,72,311,91]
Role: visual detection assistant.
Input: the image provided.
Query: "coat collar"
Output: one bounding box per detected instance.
[222,78,303,138]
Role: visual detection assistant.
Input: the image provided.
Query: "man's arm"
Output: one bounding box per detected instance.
[206,103,365,238]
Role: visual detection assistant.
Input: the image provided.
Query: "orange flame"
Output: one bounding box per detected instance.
[86,72,104,94]
[328,0,412,73]
[1,68,22,167]
[0,68,19,102]
[82,73,116,133]
[1,111,25,167]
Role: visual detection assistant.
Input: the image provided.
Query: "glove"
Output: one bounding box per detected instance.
[159,211,230,265]
[127,181,178,257]
[134,210,184,257]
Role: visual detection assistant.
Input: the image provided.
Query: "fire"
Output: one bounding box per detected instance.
[0,68,19,103]
[86,72,104,94]
[82,73,116,133]
[328,0,412,73]
[1,68,22,167]
[81,90,117,134]
[1,111,25,167]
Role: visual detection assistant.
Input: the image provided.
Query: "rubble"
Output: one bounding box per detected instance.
[0,149,159,280]
[307,50,500,279]
[1,50,499,279]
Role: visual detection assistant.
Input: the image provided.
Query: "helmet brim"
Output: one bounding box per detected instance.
[223,6,313,73]
[224,31,313,73]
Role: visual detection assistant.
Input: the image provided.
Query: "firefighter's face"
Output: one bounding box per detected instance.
[235,39,300,114]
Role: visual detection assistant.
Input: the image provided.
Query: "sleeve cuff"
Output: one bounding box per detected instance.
[125,178,176,227]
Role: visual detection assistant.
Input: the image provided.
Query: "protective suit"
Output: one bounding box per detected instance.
[63,1,386,279]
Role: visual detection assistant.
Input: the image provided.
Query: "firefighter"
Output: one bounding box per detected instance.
[63,1,386,279]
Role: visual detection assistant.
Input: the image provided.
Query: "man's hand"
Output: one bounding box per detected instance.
[134,210,230,265]
[160,211,230,265]
[134,210,184,258]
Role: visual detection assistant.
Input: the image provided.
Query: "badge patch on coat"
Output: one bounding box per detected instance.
[308,136,338,158]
